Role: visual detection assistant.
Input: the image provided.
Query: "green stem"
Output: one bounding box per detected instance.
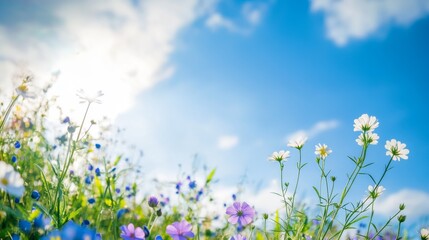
[0,95,19,133]
[323,144,368,240]
[279,161,289,239]
[287,149,303,236]
[366,200,375,237]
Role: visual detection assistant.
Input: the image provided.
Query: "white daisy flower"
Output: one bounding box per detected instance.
[287,135,308,150]
[367,185,385,199]
[385,139,410,161]
[421,227,429,240]
[315,143,332,160]
[356,132,379,146]
[353,114,379,132]
[268,150,290,162]
[76,89,104,104]
[0,161,25,197]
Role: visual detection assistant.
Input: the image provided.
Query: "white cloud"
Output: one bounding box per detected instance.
[217,135,239,150]
[375,189,429,219]
[0,0,215,120]
[311,0,429,46]
[206,13,237,31]
[286,119,339,142]
[242,2,267,26]
[205,1,269,33]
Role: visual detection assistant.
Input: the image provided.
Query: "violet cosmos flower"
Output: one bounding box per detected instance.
[120,223,146,240]
[230,234,247,240]
[226,201,255,226]
[166,220,195,240]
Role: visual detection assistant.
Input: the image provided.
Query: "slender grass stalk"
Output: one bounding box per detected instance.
[287,149,304,236]
[0,95,19,133]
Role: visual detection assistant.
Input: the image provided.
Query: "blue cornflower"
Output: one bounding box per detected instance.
[115,188,121,194]
[18,220,32,234]
[31,190,40,201]
[88,198,96,204]
[117,208,129,219]
[34,213,51,230]
[232,194,237,201]
[188,181,197,189]
[14,141,21,149]
[144,226,150,237]
[11,155,17,163]
[11,234,20,240]
[88,164,94,171]
[95,143,101,149]
[125,185,131,191]
[82,219,90,227]
[95,168,101,176]
[155,235,163,240]
[42,221,98,240]
[85,176,92,185]
[15,197,20,203]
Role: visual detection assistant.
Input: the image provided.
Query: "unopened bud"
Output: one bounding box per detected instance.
[399,203,405,211]
[156,209,162,217]
[397,215,406,223]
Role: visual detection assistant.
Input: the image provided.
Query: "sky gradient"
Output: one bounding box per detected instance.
[0,0,428,230]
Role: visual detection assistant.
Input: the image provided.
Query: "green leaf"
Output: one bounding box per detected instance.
[205,168,216,185]
[68,208,82,220]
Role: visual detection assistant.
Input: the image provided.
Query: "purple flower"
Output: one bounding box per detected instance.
[226,202,255,226]
[63,117,70,124]
[230,234,247,240]
[120,223,146,240]
[148,196,159,208]
[166,220,195,240]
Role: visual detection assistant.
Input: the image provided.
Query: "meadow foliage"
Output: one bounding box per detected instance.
[0,76,426,240]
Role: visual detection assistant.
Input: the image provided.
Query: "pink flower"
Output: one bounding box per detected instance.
[120,223,145,240]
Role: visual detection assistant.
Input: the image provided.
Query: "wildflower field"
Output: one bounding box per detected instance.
[0,77,427,240]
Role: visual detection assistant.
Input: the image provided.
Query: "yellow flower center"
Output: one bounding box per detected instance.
[17,84,29,93]
[320,148,327,156]
[1,177,8,185]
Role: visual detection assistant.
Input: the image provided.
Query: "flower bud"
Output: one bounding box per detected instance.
[156,209,162,217]
[331,176,336,182]
[148,196,159,208]
[399,203,405,211]
[397,215,406,223]
[263,213,269,220]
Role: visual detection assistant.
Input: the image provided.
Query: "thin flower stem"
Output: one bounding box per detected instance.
[370,209,401,240]
[0,95,19,133]
[366,201,375,237]
[396,220,403,239]
[323,144,368,240]
[279,161,289,239]
[53,102,92,227]
[287,149,304,236]
[336,157,394,239]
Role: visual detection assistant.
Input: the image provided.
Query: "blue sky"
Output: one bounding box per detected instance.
[0,0,428,227]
